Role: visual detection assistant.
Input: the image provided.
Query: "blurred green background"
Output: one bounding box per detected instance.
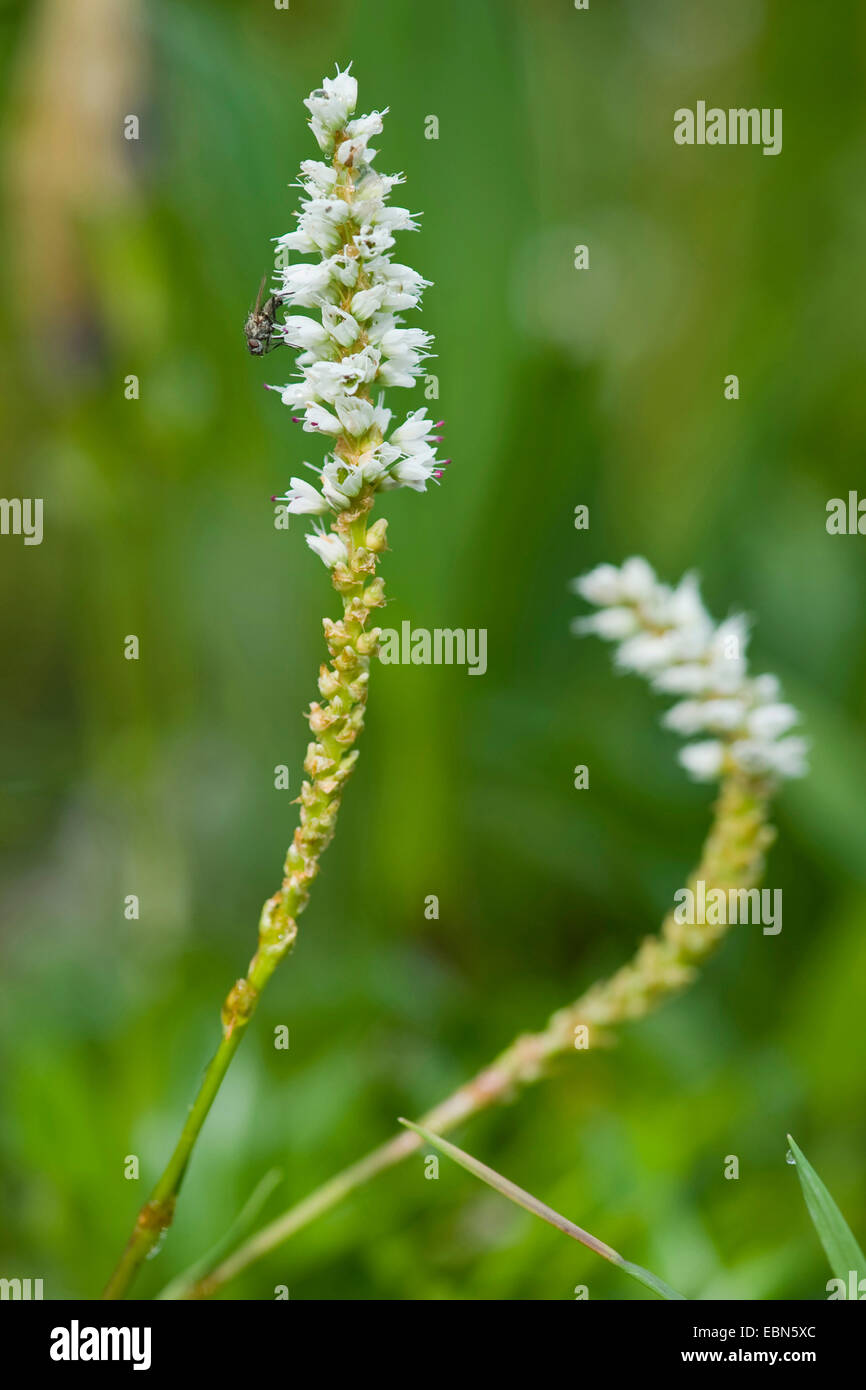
[1,0,865,1301]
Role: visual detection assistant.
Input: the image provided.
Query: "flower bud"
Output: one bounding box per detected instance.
[363,578,386,609]
[365,518,389,552]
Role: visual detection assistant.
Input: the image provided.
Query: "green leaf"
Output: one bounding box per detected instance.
[399,1120,685,1300]
[787,1134,866,1282]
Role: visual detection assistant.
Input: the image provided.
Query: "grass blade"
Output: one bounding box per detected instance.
[156,1167,283,1300]
[399,1120,685,1300]
[787,1134,866,1283]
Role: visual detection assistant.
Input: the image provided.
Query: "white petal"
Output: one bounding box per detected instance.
[663,700,707,736]
[306,531,348,568]
[766,736,809,779]
[303,405,342,435]
[573,564,623,606]
[746,702,799,741]
[282,478,329,515]
[579,608,639,641]
[334,395,375,436]
[678,741,724,782]
[752,674,781,703]
[651,663,712,695]
[619,557,659,603]
[615,632,681,673]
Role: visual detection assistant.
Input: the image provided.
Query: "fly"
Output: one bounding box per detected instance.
[244,274,281,355]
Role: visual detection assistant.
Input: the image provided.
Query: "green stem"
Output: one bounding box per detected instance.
[165,773,774,1299]
[106,113,407,1300]
[103,497,386,1300]
[103,1030,244,1299]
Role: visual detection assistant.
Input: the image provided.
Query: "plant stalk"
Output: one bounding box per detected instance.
[167,772,774,1298]
[103,497,385,1299]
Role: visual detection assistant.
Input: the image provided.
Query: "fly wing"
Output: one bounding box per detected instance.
[253,273,268,314]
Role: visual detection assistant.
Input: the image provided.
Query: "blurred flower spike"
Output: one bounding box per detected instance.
[573,557,808,784]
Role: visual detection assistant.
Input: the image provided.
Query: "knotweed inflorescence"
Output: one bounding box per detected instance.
[271,63,443,527]
[574,557,807,783]
[244,62,444,1020]
[103,65,440,1300]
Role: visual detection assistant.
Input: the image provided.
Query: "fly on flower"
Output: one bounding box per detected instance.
[264,64,448,538]
[244,274,281,356]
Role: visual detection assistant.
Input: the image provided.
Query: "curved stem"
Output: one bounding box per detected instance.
[166,773,774,1299]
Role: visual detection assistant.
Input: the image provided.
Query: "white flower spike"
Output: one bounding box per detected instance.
[573,559,808,784]
[269,65,448,536]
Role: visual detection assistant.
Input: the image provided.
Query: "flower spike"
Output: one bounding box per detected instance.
[269,65,442,526]
[574,558,808,783]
